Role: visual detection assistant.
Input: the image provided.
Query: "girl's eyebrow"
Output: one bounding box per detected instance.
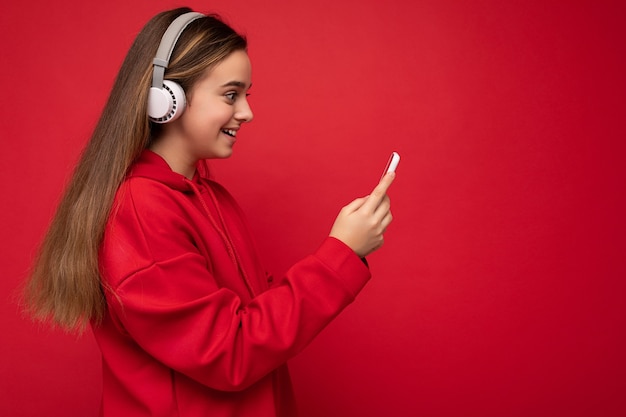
[220,81,252,89]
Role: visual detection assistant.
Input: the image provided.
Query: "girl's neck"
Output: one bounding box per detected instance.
[149,142,196,179]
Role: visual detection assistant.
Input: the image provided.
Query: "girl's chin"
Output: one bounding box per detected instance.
[204,148,234,160]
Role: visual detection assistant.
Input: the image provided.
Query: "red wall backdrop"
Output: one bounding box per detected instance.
[2,0,625,416]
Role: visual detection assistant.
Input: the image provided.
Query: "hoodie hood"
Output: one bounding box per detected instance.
[129,150,211,192]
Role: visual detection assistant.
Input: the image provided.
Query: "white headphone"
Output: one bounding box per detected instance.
[147,12,204,123]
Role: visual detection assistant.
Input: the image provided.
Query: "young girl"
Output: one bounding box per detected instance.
[25,7,394,417]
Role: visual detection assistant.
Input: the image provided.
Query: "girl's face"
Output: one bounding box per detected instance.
[154,50,253,177]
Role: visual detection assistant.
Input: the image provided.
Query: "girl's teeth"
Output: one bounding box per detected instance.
[222,129,236,137]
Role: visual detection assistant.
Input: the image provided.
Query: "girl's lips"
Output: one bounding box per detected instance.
[221,130,237,146]
[221,128,237,137]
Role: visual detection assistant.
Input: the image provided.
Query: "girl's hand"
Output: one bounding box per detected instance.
[329,172,395,257]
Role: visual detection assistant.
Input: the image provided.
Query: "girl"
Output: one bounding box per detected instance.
[25,7,394,417]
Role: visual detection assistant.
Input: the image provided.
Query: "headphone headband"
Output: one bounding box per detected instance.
[151,12,205,88]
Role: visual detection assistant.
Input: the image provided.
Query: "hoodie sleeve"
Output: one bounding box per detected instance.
[100,180,371,392]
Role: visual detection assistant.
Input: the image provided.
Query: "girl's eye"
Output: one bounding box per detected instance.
[225,92,237,102]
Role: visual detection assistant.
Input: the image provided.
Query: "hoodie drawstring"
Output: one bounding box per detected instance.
[185,179,256,298]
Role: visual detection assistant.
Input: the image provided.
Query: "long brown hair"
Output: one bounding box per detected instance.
[24,7,247,332]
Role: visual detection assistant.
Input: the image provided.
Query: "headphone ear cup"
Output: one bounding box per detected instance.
[147,80,187,123]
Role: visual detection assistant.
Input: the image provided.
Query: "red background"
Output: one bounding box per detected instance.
[2,0,625,416]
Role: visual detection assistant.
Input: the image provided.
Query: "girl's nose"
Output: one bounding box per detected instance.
[235,99,253,123]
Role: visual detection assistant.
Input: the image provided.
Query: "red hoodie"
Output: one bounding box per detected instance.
[93,150,371,417]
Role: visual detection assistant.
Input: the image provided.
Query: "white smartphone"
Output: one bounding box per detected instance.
[381,151,400,179]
